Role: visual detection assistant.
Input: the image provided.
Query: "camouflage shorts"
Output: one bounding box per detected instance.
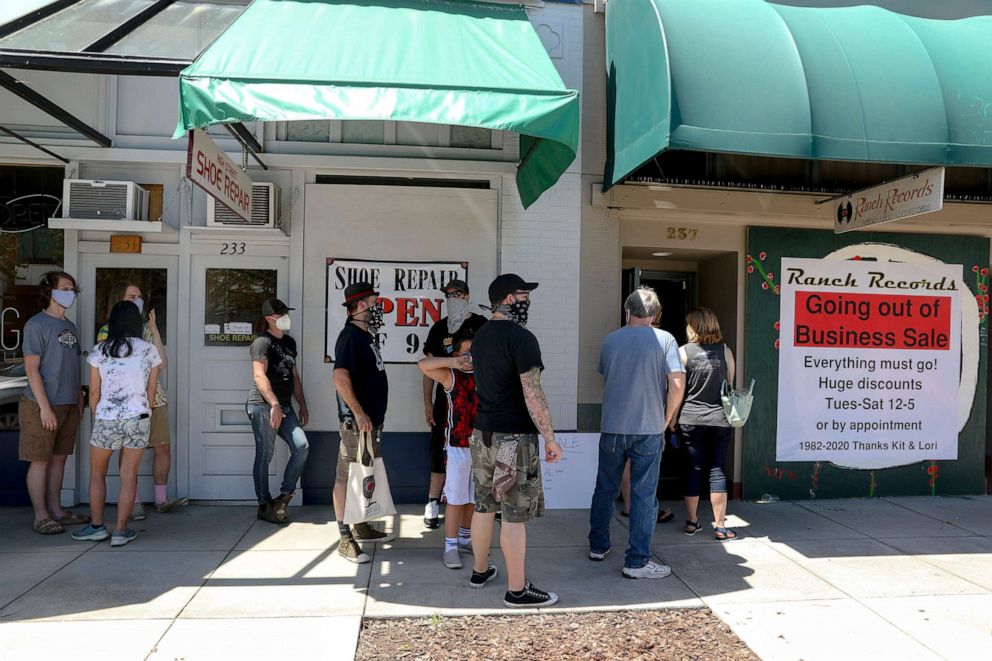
[89,416,150,451]
[470,430,545,523]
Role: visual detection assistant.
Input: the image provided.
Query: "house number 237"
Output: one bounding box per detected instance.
[220,242,246,255]
[666,227,697,240]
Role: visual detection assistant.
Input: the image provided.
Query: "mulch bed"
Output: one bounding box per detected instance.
[356,609,757,661]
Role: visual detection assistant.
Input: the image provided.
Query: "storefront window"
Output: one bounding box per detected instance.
[204,268,277,346]
[94,268,168,343]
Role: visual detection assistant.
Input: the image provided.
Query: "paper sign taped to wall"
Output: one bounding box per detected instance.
[539,433,600,509]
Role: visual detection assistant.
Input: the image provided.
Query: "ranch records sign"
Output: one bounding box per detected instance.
[325,259,469,364]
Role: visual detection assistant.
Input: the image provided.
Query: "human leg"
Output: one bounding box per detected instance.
[276,407,310,498]
[588,433,626,557]
[707,427,733,533]
[27,461,53,523]
[469,430,497,574]
[681,426,704,534]
[247,405,277,505]
[117,447,144,533]
[500,520,527,592]
[46,454,69,520]
[625,434,662,569]
[620,460,631,514]
[87,447,113,528]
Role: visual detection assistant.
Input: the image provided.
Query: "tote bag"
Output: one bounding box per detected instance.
[721,379,755,428]
[343,430,396,524]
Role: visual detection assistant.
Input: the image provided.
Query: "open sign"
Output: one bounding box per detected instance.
[0,193,61,233]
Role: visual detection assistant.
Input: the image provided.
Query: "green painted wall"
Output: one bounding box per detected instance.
[743,226,988,499]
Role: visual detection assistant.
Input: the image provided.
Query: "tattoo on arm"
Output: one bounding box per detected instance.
[520,367,555,441]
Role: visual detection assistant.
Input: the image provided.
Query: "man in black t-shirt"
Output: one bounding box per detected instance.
[331,281,392,563]
[421,278,487,529]
[468,274,563,608]
[247,298,310,525]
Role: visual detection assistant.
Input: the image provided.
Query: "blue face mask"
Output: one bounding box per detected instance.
[51,290,76,310]
[132,298,144,315]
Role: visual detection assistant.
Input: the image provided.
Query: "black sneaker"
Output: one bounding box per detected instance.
[469,563,498,589]
[503,582,559,608]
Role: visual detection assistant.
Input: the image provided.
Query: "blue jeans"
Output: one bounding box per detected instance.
[247,404,309,505]
[588,433,662,569]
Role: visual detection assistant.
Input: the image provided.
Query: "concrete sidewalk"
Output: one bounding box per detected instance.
[0,496,990,660]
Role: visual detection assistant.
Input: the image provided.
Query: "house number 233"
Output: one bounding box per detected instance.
[666,227,697,240]
[219,242,246,255]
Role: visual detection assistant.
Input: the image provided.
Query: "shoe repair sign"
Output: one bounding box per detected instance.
[325,258,468,364]
[776,257,962,468]
[185,128,252,222]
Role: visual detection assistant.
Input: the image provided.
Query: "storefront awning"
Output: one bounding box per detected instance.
[174,0,580,208]
[605,0,992,188]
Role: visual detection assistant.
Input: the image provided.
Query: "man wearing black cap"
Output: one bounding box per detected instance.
[332,282,392,564]
[468,273,563,608]
[421,278,487,529]
[246,298,310,525]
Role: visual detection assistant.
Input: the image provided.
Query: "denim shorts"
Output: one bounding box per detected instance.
[90,416,150,451]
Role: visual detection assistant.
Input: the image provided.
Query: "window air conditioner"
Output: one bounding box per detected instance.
[62,179,149,220]
[207,182,280,228]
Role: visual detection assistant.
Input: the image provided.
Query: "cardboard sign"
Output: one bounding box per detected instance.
[325,259,468,364]
[185,128,252,222]
[110,235,142,253]
[834,167,944,233]
[777,258,962,468]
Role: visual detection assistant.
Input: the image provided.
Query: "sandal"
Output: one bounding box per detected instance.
[657,508,674,523]
[33,518,65,535]
[714,527,739,541]
[57,510,91,526]
[684,520,702,536]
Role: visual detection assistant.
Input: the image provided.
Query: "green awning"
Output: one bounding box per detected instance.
[174,0,579,208]
[605,0,992,188]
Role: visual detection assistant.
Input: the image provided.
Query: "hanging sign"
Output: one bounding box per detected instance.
[185,128,252,222]
[325,259,468,364]
[834,167,944,234]
[776,258,961,468]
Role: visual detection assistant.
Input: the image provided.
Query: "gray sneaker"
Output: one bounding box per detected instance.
[622,561,671,579]
[130,502,146,521]
[110,529,137,547]
[338,536,370,564]
[155,497,189,513]
[352,521,394,543]
[457,538,474,555]
[71,524,109,542]
[443,547,462,569]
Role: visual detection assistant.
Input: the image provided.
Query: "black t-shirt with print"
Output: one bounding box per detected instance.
[424,313,487,421]
[247,332,297,407]
[471,319,543,433]
[334,323,388,426]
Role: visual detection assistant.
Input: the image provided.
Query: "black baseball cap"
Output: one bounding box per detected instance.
[441,279,469,295]
[342,281,379,306]
[261,298,294,316]
[488,273,538,303]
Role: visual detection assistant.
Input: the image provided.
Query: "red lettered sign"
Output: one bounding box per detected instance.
[185,128,252,222]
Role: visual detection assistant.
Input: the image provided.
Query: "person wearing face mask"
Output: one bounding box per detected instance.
[421,279,487,529]
[468,273,563,608]
[97,282,186,519]
[246,298,310,524]
[19,271,89,535]
[331,282,393,563]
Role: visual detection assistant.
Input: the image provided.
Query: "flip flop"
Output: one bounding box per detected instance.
[57,510,91,526]
[657,508,674,523]
[33,518,65,535]
[714,527,739,541]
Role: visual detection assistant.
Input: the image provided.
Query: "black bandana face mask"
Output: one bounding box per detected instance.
[497,299,531,327]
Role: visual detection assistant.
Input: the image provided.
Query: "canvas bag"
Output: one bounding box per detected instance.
[721,379,755,428]
[343,430,396,524]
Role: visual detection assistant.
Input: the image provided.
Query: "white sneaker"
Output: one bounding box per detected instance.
[423,500,440,529]
[622,561,672,579]
[589,548,610,561]
[442,547,462,569]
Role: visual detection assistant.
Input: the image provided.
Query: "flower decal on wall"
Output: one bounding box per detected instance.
[971,265,989,324]
[747,252,780,296]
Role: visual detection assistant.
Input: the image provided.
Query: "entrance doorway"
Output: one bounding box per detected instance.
[77,253,179,503]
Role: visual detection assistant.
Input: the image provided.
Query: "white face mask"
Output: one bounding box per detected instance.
[132,298,144,315]
[51,290,76,310]
[275,315,292,331]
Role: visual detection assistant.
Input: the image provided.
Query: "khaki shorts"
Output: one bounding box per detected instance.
[148,404,170,447]
[18,396,80,462]
[335,422,383,484]
[471,430,545,523]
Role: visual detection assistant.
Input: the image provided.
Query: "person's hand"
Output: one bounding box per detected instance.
[299,405,309,427]
[356,411,373,432]
[40,405,58,431]
[453,355,472,371]
[667,419,678,433]
[78,390,85,418]
[148,308,158,331]
[269,404,285,430]
[424,403,435,427]
[545,438,562,464]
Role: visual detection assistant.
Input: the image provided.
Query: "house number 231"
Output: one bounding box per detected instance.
[220,242,246,255]
[666,227,697,240]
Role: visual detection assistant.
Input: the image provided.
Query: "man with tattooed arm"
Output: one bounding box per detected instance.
[468,273,563,608]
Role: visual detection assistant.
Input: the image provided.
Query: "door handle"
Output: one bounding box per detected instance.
[81,385,89,407]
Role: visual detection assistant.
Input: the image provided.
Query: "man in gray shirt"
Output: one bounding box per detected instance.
[587,287,684,579]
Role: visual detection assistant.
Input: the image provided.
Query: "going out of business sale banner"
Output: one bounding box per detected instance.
[776,258,961,465]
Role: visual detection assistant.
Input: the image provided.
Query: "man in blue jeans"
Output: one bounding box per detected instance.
[246,298,310,525]
[588,287,685,578]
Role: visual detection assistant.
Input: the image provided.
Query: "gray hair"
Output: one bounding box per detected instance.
[624,287,661,319]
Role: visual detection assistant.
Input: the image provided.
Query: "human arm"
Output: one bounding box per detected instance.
[89,366,101,417]
[419,356,470,391]
[146,365,160,408]
[724,345,736,386]
[252,359,284,430]
[422,373,435,427]
[332,368,371,431]
[24,354,59,430]
[293,367,309,426]
[520,367,561,463]
[146,311,167,370]
[665,372,686,431]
